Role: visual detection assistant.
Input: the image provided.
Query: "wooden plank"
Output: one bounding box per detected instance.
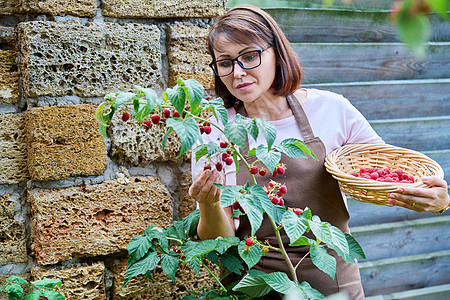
[293,42,450,84]
[369,116,450,151]
[227,0,393,10]
[303,79,450,120]
[350,216,450,261]
[265,8,450,43]
[359,250,450,296]
[366,283,450,300]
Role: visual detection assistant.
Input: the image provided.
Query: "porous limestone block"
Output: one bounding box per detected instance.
[0,0,21,15]
[178,171,196,218]
[111,257,217,299]
[167,22,214,90]
[0,113,29,184]
[109,106,188,166]
[31,262,106,300]
[0,26,19,104]
[25,104,107,181]
[21,0,97,17]
[103,0,226,18]
[28,176,173,265]
[18,21,161,98]
[0,193,27,265]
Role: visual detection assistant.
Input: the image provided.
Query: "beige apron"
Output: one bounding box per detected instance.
[231,94,365,299]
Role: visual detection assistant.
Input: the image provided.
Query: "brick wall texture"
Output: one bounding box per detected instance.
[0,0,225,298]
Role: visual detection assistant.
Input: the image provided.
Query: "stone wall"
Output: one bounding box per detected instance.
[0,1,225,299]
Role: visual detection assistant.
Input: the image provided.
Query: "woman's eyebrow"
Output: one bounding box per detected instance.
[216,46,259,59]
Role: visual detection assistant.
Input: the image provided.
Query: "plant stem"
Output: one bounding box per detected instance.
[294,251,310,271]
[201,260,227,292]
[269,217,297,282]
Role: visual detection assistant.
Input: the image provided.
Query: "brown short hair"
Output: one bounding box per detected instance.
[208,5,302,108]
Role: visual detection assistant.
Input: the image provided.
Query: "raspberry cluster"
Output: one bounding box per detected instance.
[351,167,415,183]
[203,148,234,171]
[264,180,287,206]
[121,109,180,131]
[199,122,212,135]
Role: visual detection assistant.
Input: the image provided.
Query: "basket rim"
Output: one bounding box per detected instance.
[324,143,444,190]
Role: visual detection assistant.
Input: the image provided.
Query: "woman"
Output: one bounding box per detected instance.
[189,5,450,299]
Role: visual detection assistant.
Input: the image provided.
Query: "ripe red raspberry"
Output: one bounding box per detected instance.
[351,172,359,177]
[215,162,223,172]
[394,168,403,176]
[203,126,212,135]
[277,166,285,175]
[270,196,280,205]
[163,109,171,118]
[203,122,210,127]
[232,201,240,210]
[294,208,303,216]
[272,169,278,177]
[220,141,228,148]
[224,157,233,165]
[370,172,379,180]
[172,111,181,118]
[143,121,151,131]
[245,238,253,246]
[259,168,267,176]
[360,168,367,173]
[268,181,275,187]
[204,164,211,171]
[151,114,161,124]
[122,112,130,122]
[199,125,205,134]
[222,153,230,160]
[278,185,287,195]
[250,166,259,174]
[278,198,285,206]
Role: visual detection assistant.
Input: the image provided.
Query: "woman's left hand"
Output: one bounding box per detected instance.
[388,176,450,213]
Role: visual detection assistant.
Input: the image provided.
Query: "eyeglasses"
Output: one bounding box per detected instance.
[209,46,270,77]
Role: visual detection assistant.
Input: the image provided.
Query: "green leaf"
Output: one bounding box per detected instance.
[425,0,448,19]
[249,184,274,221]
[219,185,244,207]
[127,236,152,265]
[287,281,326,299]
[42,290,65,300]
[255,118,277,150]
[166,86,186,115]
[239,195,263,236]
[310,243,336,279]
[202,98,228,126]
[260,272,295,294]
[143,226,169,253]
[166,117,201,157]
[188,256,201,276]
[165,219,185,241]
[397,4,430,58]
[31,277,62,290]
[206,251,220,266]
[123,251,160,287]
[220,253,244,275]
[162,127,173,152]
[281,210,309,244]
[6,276,29,286]
[215,236,240,254]
[161,254,180,283]
[22,290,42,300]
[309,216,349,262]
[238,240,263,269]
[345,234,366,261]
[95,102,108,127]
[255,145,281,173]
[5,283,23,299]
[184,240,218,263]
[114,92,135,108]
[289,236,314,247]
[245,119,259,142]
[196,142,222,159]
[140,88,159,119]
[273,204,287,224]
[224,120,247,150]
[182,209,200,238]
[184,79,204,115]
[232,272,273,297]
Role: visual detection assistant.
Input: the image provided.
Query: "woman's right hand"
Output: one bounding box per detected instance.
[189,169,223,204]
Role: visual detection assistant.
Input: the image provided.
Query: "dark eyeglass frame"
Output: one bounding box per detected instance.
[209,46,271,77]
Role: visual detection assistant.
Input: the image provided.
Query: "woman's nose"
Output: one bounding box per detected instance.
[233,61,246,78]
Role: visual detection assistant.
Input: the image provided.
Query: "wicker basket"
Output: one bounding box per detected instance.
[324,144,444,206]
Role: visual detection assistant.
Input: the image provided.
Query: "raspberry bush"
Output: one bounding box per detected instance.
[96,78,365,299]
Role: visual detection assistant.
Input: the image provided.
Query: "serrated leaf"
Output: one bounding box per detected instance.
[22,290,42,300]
[182,209,200,238]
[165,219,185,240]
[206,251,220,266]
[345,234,366,261]
[255,145,281,173]
[232,272,273,297]
[166,86,186,114]
[123,251,160,287]
[161,254,179,283]
[249,184,274,221]
[309,216,349,262]
[289,281,326,299]
[213,104,228,126]
[219,185,244,207]
[239,196,263,236]
[95,102,108,127]
[162,127,173,152]
[215,236,240,254]
[140,88,159,119]
[5,283,24,298]
[166,117,201,157]
[203,142,222,157]
[184,78,204,115]
[245,118,259,142]
[255,118,277,149]
[31,277,61,290]
[42,290,65,300]
[184,240,218,262]
[6,276,29,286]
[224,121,247,150]
[397,6,430,58]
[425,0,448,19]
[289,236,314,247]
[310,244,336,279]
[193,144,208,162]
[127,236,152,265]
[188,256,201,276]
[281,210,309,244]
[220,253,244,275]
[273,204,287,224]
[260,272,295,294]
[238,240,263,270]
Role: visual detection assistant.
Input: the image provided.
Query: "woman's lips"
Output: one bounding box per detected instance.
[236,82,253,91]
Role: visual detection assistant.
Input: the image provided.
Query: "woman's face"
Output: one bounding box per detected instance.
[212,37,277,104]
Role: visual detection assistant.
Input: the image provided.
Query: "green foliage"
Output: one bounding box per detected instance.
[0,277,64,300]
[96,78,366,299]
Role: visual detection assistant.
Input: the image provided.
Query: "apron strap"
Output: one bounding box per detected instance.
[286,94,315,141]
